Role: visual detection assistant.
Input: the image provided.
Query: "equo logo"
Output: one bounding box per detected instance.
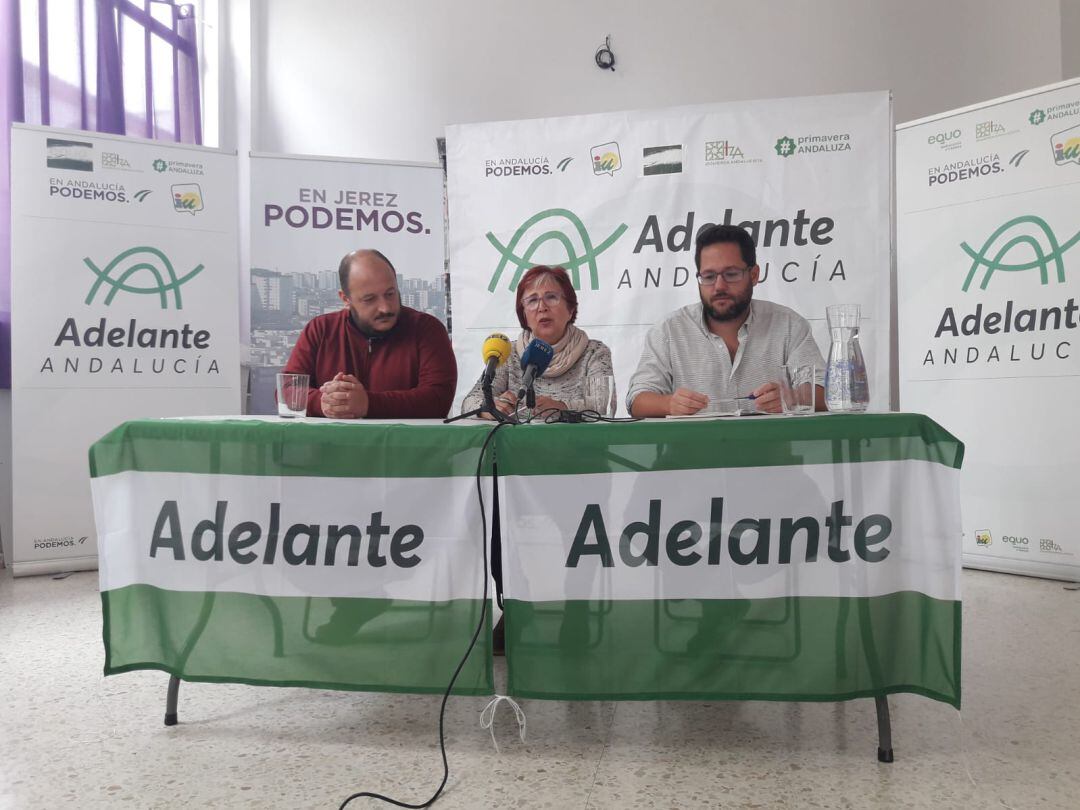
[1002,535,1029,546]
[485,208,627,293]
[83,246,205,309]
[960,215,1080,292]
[928,129,961,146]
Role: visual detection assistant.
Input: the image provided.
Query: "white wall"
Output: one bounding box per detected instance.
[1064,0,1080,81]
[0,390,11,568]
[253,0,1065,161]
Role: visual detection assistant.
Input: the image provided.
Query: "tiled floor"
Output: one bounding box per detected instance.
[0,569,1077,809]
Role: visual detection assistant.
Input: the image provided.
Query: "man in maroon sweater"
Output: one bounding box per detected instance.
[283,249,456,419]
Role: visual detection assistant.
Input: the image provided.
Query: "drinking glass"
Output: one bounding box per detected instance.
[585,375,617,417]
[781,364,816,415]
[276,373,310,418]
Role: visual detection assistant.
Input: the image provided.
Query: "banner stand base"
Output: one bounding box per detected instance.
[962,557,1080,583]
[11,556,98,578]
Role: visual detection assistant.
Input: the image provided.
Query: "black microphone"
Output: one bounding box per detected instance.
[516,338,554,400]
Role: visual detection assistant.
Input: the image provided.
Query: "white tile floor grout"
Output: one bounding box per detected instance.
[0,568,1077,809]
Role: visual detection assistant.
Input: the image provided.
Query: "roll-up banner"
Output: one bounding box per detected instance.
[446,92,893,412]
[9,124,240,576]
[897,78,1080,580]
[247,153,446,414]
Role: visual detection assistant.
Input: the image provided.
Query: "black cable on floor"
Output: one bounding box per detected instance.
[338,420,509,809]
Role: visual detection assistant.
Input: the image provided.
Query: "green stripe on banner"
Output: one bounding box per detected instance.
[504,592,960,707]
[90,419,496,478]
[496,413,963,476]
[102,585,493,695]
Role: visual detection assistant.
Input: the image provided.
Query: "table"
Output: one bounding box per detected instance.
[90,413,963,759]
[497,414,963,712]
[90,416,496,699]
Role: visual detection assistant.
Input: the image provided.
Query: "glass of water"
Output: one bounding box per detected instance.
[276,372,310,418]
[781,364,816,415]
[585,375,617,417]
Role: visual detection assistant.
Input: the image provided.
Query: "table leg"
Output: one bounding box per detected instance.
[875,695,894,762]
[258,596,285,657]
[163,592,217,727]
[165,676,180,726]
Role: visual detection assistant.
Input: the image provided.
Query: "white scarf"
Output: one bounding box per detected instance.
[517,323,589,378]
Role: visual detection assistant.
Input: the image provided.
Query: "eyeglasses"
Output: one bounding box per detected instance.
[696,268,751,286]
[522,292,564,310]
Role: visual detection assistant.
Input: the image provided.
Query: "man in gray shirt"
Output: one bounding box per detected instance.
[627,224,825,416]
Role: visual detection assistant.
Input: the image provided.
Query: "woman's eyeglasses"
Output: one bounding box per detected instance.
[522,292,564,310]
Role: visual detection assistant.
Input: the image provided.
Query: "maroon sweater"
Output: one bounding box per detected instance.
[283,307,457,418]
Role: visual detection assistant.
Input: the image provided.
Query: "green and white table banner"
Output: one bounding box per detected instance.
[90,418,494,695]
[497,414,963,707]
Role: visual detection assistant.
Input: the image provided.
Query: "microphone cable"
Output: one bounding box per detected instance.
[530,407,642,425]
[338,420,512,809]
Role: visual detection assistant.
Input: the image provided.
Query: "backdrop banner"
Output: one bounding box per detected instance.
[248,153,446,414]
[446,92,892,413]
[9,124,240,575]
[897,78,1080,580]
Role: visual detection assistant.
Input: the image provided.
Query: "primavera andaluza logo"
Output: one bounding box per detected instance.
[83,246,205,309]
[485,208,627,292]
[960,215,1080,292]
[774,136,796,157]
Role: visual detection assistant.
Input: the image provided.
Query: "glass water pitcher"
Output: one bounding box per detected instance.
[824,303,869,412]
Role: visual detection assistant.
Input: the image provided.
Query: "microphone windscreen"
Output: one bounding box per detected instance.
[481,333,512,367]
[520,338,554,376]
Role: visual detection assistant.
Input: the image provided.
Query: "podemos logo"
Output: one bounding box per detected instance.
[83,246,205,309]
[927,153,1002,187]
[485,209,627,292]
[483,154,571,178]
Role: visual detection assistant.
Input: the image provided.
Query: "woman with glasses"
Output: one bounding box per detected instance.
[460,264,613,418]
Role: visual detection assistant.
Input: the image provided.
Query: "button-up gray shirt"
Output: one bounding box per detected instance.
[626,299,825,412]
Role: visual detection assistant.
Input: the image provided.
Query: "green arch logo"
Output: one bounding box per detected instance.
[485,208,627,292]
[83,246,205,309]
[960,215,1080,292]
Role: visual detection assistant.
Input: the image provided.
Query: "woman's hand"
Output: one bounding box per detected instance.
[493,390,519,416]
[533,395,568,412]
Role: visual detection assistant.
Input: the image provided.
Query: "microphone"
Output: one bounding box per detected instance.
[517,338,554,399]
[481,333,512,386]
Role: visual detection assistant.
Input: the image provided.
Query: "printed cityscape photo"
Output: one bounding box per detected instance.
[248,267,449,413]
